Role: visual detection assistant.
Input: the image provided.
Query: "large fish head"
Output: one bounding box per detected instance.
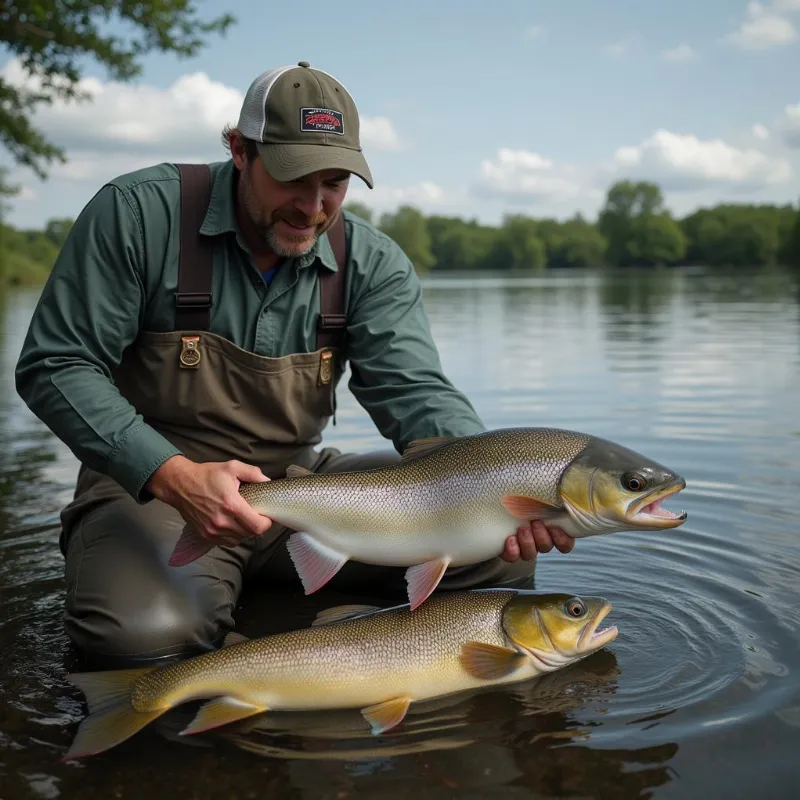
[502,592,618,670]
[559,437,687,536]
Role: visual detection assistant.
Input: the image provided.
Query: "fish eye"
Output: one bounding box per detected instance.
[622,472,648,492]
[565,598,585,618]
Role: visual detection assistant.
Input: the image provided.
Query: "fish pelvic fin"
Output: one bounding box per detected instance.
[405,557,451,611]
[502,495,564,524]
[63,667,163,761]
[168,524,214,567]
[460,642,527,680]
[286,532,348,595]
[361,696,412,735]
[312,604,384,627]
[180,697,267,736]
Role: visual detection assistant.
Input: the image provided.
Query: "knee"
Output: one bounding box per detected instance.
[440,556,537,591]
[65,589,223,667]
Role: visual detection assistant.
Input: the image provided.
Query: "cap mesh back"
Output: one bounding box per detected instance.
[237,66,294,141]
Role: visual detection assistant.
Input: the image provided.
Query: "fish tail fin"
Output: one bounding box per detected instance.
[168,524,213,567]
[63,667,165,761]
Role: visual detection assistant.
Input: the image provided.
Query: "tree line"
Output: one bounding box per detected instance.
[2,4,799,285]
[347,180,800,273]
[1,179,799,289]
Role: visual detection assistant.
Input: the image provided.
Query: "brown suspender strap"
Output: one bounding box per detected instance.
[174,163,214,330]
[317,212,348,350]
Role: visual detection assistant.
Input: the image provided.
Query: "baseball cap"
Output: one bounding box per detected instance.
[236,61,373,189]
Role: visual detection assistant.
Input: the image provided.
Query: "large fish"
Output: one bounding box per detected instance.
[169,427,687,609]
[62,588,618,761]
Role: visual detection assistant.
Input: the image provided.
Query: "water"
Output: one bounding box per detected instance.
[1,266,799,799]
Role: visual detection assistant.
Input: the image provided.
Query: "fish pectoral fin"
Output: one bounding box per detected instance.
[460,641,527,680]
[401,436,459,462]
[360,696,412,735]
[180,697,267,736]
[405,557,451,611]
[502,495,563,523]
[168,524,214,567]
[312,604,384,627]
[221,631,249,648]
[286,464,315,478]
[286,532,348,595]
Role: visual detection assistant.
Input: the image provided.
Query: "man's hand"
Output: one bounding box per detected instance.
[501,520,575,562]
[146,455,273,548]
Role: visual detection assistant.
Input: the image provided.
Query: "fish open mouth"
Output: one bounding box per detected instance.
[578,604,618,652]
[628,478,687,528]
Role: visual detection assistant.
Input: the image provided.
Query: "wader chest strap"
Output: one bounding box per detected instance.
[317,213,348,350]
[175,163,214,330]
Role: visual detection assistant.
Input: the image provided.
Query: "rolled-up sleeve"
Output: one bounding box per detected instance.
[345,238,485,452]
[14,184,181,501]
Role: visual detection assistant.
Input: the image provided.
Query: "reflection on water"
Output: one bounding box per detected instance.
[1,267,800,798]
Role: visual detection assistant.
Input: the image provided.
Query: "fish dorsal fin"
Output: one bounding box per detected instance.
[401,436,459,463]
[286,464,315,478]
[312,604,383,627]
[221,631,249,648]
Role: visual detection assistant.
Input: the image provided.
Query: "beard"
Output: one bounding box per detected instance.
[239,167,334,258]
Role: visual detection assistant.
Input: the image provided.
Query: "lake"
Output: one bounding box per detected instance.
[1,266,799,799]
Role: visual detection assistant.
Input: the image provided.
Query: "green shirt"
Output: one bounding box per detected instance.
[15,159,485,500]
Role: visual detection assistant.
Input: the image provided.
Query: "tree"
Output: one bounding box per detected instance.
[343,201,373,223]
[627,214,687,266]
[537,215,608,268]
[598,180,665,266]
[495,214,546,271]
[379,205,435,273]
[1,1,235,178]
[785,205,800,269]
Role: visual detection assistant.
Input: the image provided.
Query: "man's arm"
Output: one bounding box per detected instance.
[344,234,574,560]
[344,238,485,451]
[14,183,182,501]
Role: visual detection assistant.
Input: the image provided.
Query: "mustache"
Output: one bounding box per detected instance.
[273,211,329,228]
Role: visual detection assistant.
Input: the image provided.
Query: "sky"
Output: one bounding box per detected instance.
[2,0,800,229]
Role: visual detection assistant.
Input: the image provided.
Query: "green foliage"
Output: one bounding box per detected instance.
[344,202,373,224]
[785,206,800,269]
[682,204,795,267]
[1,1,235,177]
[378,205,435,273]
[627,213,687,266]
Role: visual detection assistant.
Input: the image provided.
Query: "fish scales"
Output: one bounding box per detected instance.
[240,428,591,533]
[130,591,518,711]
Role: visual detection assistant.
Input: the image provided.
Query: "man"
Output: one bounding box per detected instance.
[15,62,573,667]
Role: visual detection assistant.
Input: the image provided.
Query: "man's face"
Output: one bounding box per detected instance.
[234,140,351,258]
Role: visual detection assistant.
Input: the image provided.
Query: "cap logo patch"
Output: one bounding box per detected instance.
[300,107,344,135]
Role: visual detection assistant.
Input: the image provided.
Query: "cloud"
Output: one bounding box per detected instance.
[359,116,402,151]
[662,44,697,62]
[603,42,628,59]
[473,148,592,205]
[606,129,793,191]
[347,180,448,214]
[524,26,544,40]
[725,1,799,50]
[780,103,800,146]
[753,123,771,140]
[0,57,403,183]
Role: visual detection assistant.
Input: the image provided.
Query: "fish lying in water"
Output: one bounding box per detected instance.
[169,427,687,609]
[62,588,618,761]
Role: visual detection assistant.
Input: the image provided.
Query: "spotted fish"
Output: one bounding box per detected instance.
[62,588,618,760]
[169,427,687,609]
